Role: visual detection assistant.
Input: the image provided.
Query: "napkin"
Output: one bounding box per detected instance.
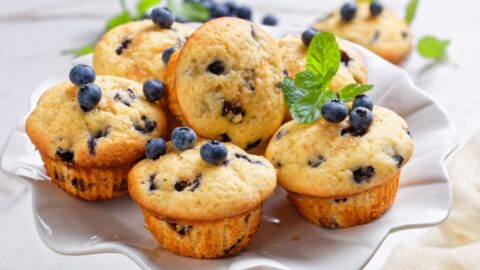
[383,129,480,269]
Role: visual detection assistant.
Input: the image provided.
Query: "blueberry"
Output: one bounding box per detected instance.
[210,4,230,18]
[145,138,167,160]
[162,47,176,65]
[172,127,197,150]
[143,79,165,102]
[370,1,383,16]
[321,99,348,123]
[225,1,237,15]
[77,83,102,112]
[350,107,373,134]
[340,3,356,22]
[200,141,228,165]
[151,7,175,29]
[352,94,374,110]
[69,64,95,86]
[236,5,252,20]
[262,14,278,26]
[301,28,319,47]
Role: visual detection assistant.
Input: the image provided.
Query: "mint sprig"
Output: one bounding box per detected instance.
[167,0,210,22]
[282,32,373,123]
[405,0,418,24]
[417,35,450,61]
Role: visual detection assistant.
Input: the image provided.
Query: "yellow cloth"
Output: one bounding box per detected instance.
[383,132,480,269]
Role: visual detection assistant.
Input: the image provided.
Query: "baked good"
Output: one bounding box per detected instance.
[265,106,413,228]
[26,75,167,200]
[93,20,193,83]
[128,140,276,258]
[165,17,285,150]
[313,2,413,64]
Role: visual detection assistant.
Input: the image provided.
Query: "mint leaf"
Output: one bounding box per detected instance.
[295,70,324,91]
[339,84,374,101]
[62,44,94,57]
[405,0,418,24]
[137,0,159,16]
[306,32,340,83]
[107,11,132,30]
[417,35,450,61]
[282,77,307,107]
[291,90,336,123]
[168,0,210,22]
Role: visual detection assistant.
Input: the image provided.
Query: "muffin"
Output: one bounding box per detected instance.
[93,19,193,83]
[165,17,285,150]
[313,2,413,64]
[26,74,168,200]
[128,139,277,258]
[265,106,413,228]
[278,34,367,120]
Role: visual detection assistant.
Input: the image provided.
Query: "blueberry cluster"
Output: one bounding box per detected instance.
[182,0,278,26]
[69,64,102,112]
[321,95,374,135]
[340,1,383,22]
[145,126,228,165]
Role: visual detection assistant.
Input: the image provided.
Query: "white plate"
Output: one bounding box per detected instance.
[0,26,458,270]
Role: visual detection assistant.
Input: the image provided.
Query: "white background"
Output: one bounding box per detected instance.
[1,0,479,269]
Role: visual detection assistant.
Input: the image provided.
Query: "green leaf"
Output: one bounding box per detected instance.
[107,11,132,30]
[282,77,307,108]
[168,0,210,22]
[291,89,336,123]
[306,32,340,83]
[137,0,159,16]
[405,0,418,24]
[339,84,374,101]
[295,70,324,91]
[417,35,450,61]
[62,44,94,57]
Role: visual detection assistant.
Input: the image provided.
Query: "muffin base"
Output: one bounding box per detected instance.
[42,155,130,200]
[142,206,262,259]
[287,173,400,228]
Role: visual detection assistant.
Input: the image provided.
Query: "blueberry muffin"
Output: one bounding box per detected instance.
[165,17,285,150]
[93,20,193,83]
[313,2,412,64]
[128,140,276,258]
[265,106,413,228]
[278,34,367,120]
[26,74,167,200]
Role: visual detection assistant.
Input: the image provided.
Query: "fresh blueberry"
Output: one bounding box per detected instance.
[145,138,167,160]
[350,107,373,134]
[321,99,348,123]
[143,79,165,102]
[370,1,383,16]
[352,94,374,110]
[172,127,197,150]
[77,83,102,112]
[210,4,230,18]
[151,7,175,29]
[200,140,228,165]
[69,64,95,86]
[340,3,357,22]
[262,14,278,26]
[225,1,237,15]
[301,28,319,46]
[236,5,252,20]
[162,47,176,65]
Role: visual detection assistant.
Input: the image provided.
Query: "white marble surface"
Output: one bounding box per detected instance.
[0,0,479,269]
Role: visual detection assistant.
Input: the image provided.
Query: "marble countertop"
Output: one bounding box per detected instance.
[1,0,479,269]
